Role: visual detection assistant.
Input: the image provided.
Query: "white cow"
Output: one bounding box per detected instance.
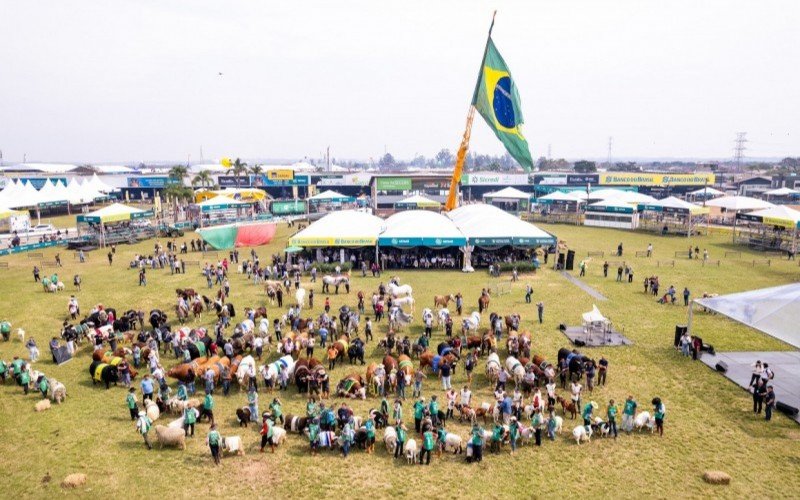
[505,356,525,385]
[443,433,464,454]
[236,355,256,385]
[462,311,481,334]
[437,308,450,330]
[295,288,306,310]
[485,352,501,382]
[388,282,413,298]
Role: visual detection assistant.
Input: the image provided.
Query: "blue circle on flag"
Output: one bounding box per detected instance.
[493,76,515,128]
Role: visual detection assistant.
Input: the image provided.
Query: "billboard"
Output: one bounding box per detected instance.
[317,173,372,187]
[127,177,180,188]
[251,174,309,187]
[270,200,308,215]
[599,173,715,186]
[461,173,529,186]
[266,169,294,181]
[376,177,412,191]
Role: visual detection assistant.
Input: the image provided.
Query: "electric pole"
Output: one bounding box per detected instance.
[607,136,613,168]
[733,132,747,172]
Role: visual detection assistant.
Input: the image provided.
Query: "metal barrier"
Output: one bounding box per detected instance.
[635,251,649,258]
[657,260,675,268]
[701,260,720,267]
[587,251,604,257]
[752,259,771,267]
[724,251,741,258]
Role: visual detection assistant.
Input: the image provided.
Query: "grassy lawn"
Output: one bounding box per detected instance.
[0,221,798,498]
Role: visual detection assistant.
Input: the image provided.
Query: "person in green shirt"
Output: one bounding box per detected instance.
[392,399,403,423]
[508,417,520,454]
[413,398,425,433]
[429,395,440,426]
[532,409,544,446]
[126,388,138,420]
[11,357,23,381]
[490,423,504,454]
[306,396,318,419]
[248,389,259,423]
[307,418,321,455]
[201,393,215,424]
[470,424,484,463]
[582,401,597,429]
[184,405,197,437]
[607,399,618,439]
[546,410,558,441]
[417,334,429,350]
[207,424,221,465]
[420,429,435,465]
[0,359,7,383]
[38,376,49,399]
[269,398,284,425]
[136,411,153,450]
[364,416,376,454]
[436,425,447,457]
[652,397,665,437]
[394,423,406,459]
[622,395,637,432]
[380,397,390,421]
[176,382,188,402]
[20,368,30,394]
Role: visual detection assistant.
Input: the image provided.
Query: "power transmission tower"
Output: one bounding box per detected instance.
[607,136,613,167]
[733,132,747,172]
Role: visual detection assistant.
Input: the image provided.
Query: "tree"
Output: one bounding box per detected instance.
[573,160,597,173]
[411,155,426,167]
[249,164,264,176]
[168,165,188,185]
[163,184,193,202]
[192,170,213,188]
[779,157,800,172]
[378,153,396,169]
[613,162,641,172]
[231,158,248,187]
[435,149,453,166]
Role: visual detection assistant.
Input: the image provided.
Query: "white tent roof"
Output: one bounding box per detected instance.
[37,178,69,203]
[705,195,774,211]
[538,191,585,202]
[695,283,800,349]
[590,189,657,204]
[82,203,148,221]
[745,205,800,225]
[587,198,634,210]
[8,180,44,208]
[0,163,80,173]
[688,186,725,196]
[380,210,465,244]
[92,165,136,174]
[447,203,555,246]
[643,196,707,213]
[483,187,531,200]
[289,210,383,247]
[763,187,799,196]
[309,189,352,201]
[0,180,23,205]
[396,194,441,206]
[86,173,118,193]
[582,305,609,324]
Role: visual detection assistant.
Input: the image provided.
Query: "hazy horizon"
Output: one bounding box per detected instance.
[1,1,798,164]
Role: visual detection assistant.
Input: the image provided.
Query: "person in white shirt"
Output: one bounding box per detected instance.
[460,386,472,407]
[571,381,582,410]
[749,360,764,387]
[546,381,557,408]
[254,336,264,360]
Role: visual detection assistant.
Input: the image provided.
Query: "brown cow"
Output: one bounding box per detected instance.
[433,294,454,309]
[557,396,578,419]
[466,336,483,350]
[383,355,398,374]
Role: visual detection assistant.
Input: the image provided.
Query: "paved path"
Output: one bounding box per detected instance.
[560,271,607,301]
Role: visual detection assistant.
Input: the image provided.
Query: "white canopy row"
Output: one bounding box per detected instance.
[0,175,114,208]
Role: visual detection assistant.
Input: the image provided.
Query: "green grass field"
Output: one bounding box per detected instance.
[0,222,798,498]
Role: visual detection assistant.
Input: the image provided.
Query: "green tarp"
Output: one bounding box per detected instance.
[198,225,238,250]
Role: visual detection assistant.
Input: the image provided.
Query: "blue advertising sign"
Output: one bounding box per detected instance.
[127,177,180,188]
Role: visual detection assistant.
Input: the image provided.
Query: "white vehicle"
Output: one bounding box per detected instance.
[27,224,57,233]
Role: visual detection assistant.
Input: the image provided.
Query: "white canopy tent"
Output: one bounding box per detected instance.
[482,186,531,200]
[688,186,725,198]
[692,283,800,349]
[288,210,383,248]
[538,191,585,202]
[763,187,799,198]
[705,195,774,211]
[447,203,556,247]
[379,210,466,247]
[86,173,118,193]
[582,305,609,324]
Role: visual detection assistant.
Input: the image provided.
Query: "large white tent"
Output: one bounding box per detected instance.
[289,210,383,247]
[447,203,556,246]
[379,210,466,247]
[705,195,774,211]
[763,187,799,197]
[85,173,118,193]
[588,189,656,204]
[482,187,531,201]
[688,186,725,198]
[693,283,800,349]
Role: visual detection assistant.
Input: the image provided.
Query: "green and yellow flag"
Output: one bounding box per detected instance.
[472,39,533,171]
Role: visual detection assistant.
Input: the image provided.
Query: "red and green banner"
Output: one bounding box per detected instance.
[198,222,277,249]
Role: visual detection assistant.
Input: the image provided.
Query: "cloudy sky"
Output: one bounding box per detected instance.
[1,0,798,164]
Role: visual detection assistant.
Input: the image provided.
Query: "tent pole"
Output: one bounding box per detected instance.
[687,299,694,334]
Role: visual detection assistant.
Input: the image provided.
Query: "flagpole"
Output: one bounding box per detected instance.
[444,11,498,212]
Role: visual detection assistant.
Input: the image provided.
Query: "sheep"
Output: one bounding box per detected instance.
[17,328,25,343]
[49,379,67,404]
[634,411,655,432]
[60,473,87,488]
[404,438,418,464]
[165,397,183,415]
[592,417,610,438]
[443,433,464,454]
[572,424,592,444]
[236,407,252,427]
[351,415,363,429]
[167,408,198,429]
[145,399,160,421]
[383,426,397,453]
[154,425,186,450]
[222,436,245,456]
[271,426,287,447]
[56,281,66,291]
[552,415,564,435]
[35,399,51,412]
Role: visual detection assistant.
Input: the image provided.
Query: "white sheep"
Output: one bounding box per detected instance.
[404,438,418,464]
[222,436,245,456]
[17,328,25,343]
[634,411,655,432]
[154,425,186,450]
[35,399,51,412]
[383,426,397,453]
[56,281,66,291]
[145,399,160,421]
[49,379,67,404]
[443,433,464,454]
[572,424,592,444]
[593,417,610,437]
[271,426,287,446]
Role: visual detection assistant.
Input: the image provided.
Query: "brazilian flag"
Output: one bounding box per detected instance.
[472,39,533,171]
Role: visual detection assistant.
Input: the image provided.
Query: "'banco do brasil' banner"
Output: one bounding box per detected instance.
[599,173,715,186]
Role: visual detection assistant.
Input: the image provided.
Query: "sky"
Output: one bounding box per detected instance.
[1,0,798,164]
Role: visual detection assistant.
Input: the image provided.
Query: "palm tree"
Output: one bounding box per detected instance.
[192,170,213,188]
[249,164,263,176]
[232,158,248,187]
[168,165,188,185]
